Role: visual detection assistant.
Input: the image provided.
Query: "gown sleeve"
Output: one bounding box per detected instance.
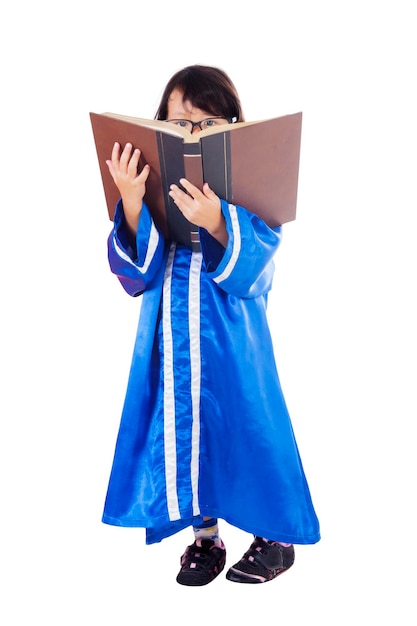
[107,199,166,297]
[200,199,283,299]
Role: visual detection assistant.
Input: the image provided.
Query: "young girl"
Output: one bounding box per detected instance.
[103,64,320,586]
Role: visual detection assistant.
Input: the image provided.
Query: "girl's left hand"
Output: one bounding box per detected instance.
[169,179,228,246]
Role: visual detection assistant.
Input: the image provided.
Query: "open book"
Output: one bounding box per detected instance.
[90,111,302,250]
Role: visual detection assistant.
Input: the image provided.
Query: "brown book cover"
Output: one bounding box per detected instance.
[90,111,302,249]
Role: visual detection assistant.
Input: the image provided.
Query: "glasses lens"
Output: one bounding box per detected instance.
[200,118,229,129]
[167,119,193,131]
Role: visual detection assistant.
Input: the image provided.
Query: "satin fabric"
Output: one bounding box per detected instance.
[102,199,320,545]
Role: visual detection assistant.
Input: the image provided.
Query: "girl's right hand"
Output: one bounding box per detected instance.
[106,142,150,235]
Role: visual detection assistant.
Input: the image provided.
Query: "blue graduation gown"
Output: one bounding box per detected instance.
[102,199,320,545]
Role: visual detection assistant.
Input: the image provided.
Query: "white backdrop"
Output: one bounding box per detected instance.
[1,1,416,623]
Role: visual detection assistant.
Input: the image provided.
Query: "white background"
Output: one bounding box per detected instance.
[1,1,416,623]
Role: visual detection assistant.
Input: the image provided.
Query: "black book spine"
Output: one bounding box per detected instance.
[157,133,201,250]
[200,132,231,202]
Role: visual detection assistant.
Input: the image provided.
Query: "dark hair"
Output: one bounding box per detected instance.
[155,65,244,122]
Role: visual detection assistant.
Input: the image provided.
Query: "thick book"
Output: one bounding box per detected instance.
[90,111,302,250]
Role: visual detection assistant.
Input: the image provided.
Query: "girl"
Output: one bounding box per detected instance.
[103,65,320,586]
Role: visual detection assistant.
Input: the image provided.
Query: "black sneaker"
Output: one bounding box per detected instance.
[176,539,226,586]
[226,536,295,583]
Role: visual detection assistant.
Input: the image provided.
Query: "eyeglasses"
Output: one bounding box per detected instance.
[164,117,236,133]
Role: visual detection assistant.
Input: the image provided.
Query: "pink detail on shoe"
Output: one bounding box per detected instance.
[228,567,267,583]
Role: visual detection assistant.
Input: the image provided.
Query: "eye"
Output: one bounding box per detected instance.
[201,118,229,128]
[175,120,189,127]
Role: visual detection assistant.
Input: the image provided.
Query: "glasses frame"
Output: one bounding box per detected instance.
[164,116,236,132]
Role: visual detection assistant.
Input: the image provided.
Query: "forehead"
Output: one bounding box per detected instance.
[167,88,211,119]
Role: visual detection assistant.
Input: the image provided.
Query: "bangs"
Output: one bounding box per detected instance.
[178,81,223,117]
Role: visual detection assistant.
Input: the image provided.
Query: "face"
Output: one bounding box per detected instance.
[166,88,229,134]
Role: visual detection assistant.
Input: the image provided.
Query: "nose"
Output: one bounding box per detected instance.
[191,123,202,134]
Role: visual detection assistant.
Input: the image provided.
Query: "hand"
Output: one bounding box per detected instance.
[169,179,228,246]
[106,142,150,235]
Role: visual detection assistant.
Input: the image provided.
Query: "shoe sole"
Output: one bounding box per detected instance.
[225,563,292,584]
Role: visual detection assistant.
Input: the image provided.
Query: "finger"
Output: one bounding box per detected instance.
[105,159,116,182]
[179,178,198,199]
[139,163,151,182]
[169,183,186,200]
[109,141,121,164]
[169,187,193,214]
[127,148,141,176]
[119,142,133,169]
[202,182,220,204]
[106,143,120,180]
[203,181,214,196]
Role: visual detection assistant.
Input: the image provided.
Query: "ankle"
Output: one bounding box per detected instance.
[193,518,224,548]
